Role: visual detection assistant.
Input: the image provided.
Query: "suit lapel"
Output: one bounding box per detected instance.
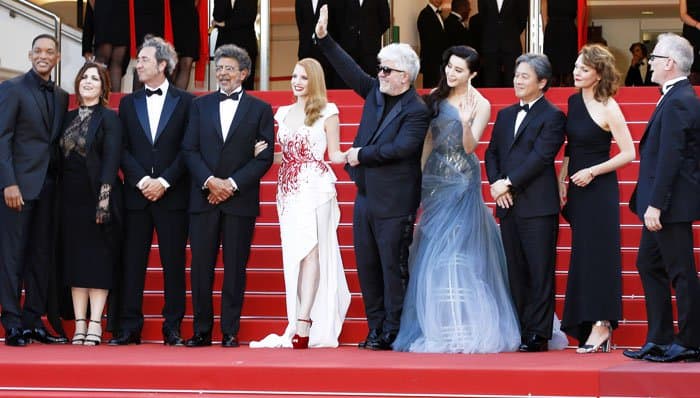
[154,87,181,144]
[50,89,65,140]
[133,91,153,145]
[510,100,545,149]
[224,92,250,145]
[370,98,402,145]
[209,94,225,145]
[85,106,104,151]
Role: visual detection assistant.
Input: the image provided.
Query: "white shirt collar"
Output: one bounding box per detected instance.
[145,79,169,95]
[662,76,687,95]
[520,95,543,108]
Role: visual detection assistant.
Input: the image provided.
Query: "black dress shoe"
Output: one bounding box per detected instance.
[518,334,548,352]
[358,328,381,349]
[5,328,27,347]
[221,334,239,347]
[644,343,700,363]
[366,331,396,351]
[162,329,185,346]
[185,333,212,347]
[108,331,142,346]
[623,342,666,360]
[23,327,68,344]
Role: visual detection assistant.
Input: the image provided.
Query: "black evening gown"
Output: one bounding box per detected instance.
[683,0,700,72]
[543,0,577,77]
[170,0,200,59]
[60,114,114,290]
[561,93,622,344]
[93,0,130,47]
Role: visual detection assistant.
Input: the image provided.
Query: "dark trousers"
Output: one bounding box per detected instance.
[481,51,519,87]
[353,194,415,335]
[0,179,55,330]
[500,213,558,339]
[189,210,255,336]
[119,206,188,333]
[637,223,700,348]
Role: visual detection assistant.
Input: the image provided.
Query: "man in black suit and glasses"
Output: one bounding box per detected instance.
[0,34,69,346]
[624,33,700,363]
[109,36,194,346]
[315,5,431,350]
[485,53,566,352]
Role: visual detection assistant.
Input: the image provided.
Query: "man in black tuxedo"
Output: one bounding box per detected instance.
[329,0,390,85]
[0,34,69,346]
[624,42,654,87]
[477,0,528,87]
[296,0,339,88]
[624,33,700,363]
[212,0,258,90]
[484,53,565,352]
[417,0,465,88]
[109,36,193,346]
[315,5,431,350]
[182,44,274,347]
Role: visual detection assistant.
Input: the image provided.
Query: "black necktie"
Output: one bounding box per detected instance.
[145,88,163,97]
[219,91,241,102]
[518,103,530,113]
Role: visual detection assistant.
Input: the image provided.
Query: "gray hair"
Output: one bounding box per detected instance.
[378,43,421,83]
[140,35,178,75]
[214,44,252,72]
[656,33,694,75]
[515,53,553,92]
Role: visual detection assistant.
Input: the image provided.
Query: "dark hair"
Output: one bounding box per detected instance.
[32,34,58,49]
[515,53,553,92]
[214,44,252,73]
[74,62,111,106]
[424,46,480,115]
[629,42,648,58]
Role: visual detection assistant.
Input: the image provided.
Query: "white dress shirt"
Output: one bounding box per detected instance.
[428,2,445,29]
[203,88,244,191]
[138,80,171,190]
[514,95,543,136]
[496,0,504,12]
[658,76,687,105]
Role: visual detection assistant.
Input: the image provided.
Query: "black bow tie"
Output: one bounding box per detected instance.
[39,80,55,92]
[518,103,530,113]
[145,88,163,97]
[219,91,241,102]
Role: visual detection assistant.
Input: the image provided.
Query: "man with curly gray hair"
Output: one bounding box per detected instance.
[109,35,195,347]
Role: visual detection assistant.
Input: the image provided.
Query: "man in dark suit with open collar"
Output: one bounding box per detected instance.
[624,33,700,363]
[182,44,274,348]
[0,34,69,346]
[485,53,565,352]
[109,36,194,346]
[315,5,431,350]
[477,0,528,87]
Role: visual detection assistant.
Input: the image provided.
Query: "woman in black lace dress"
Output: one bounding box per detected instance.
[59,62,123,345]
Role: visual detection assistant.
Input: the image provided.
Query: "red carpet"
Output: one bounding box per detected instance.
[0,345,698,397]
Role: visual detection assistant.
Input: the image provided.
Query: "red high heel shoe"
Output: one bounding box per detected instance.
[292,319,312,349]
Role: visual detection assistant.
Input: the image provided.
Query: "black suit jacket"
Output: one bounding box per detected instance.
[182,91,274,216]
[329,0,390,73]
[485,97,566,218]
[625,61,654,87]
[213,0,258,58]
[478,0,528,54]
[417,5,464,86]
[0,70,68,200]
[630,79,700,222]
[296,0,329,60]
[317,35,431,218]
[119,85,194,210]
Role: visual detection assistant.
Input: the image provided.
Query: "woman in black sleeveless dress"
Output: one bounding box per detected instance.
[543,0,577,86]
[559,45,635,353]
[92,0,130,91]
[681,0,700,83]
[170,0,200,89]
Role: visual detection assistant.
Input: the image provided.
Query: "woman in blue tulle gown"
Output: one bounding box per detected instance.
[393,46,521,353]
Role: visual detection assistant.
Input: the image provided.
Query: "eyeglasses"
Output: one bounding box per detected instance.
[377,65,404,75]
[215,65,239,72]
[648,54,670,62]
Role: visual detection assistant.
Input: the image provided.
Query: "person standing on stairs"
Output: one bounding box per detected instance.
[109,36,194,346]
[315,5,431,351]
[182,44,274,348]
[249,58,351,349]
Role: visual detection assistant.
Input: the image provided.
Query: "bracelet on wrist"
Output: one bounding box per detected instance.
[588,167,595,178]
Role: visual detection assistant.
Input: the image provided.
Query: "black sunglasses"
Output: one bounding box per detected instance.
[377,65,404,75]
[648,54,670,62]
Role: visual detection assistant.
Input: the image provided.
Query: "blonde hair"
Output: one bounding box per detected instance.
[297,58,328,126]
[579,44,620,102]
